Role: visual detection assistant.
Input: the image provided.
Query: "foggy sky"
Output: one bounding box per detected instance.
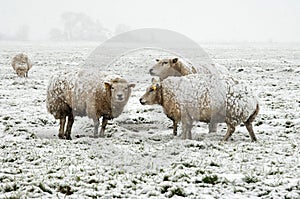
[0,0,299,42]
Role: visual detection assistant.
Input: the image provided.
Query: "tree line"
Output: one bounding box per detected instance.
[0,12,131,41]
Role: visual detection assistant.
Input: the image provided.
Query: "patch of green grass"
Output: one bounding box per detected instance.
[38,118,48,125]
[161,185,171,194]
[3,183,18,192]
[3,116,11,120]
[202,175,219,185]
[145,171,157,176]
[209,162,219,167]
[267,170,283,175]
[38,182,52,194]
[88,179,99,184]
[233,188,244,193]
[243,175,258,184]
[106,182,117,190]
[75,176,81,182]
[195,169,205,175]
[163,175,170,181]
[57,185,73,195]
[132,179,138,185]
[176,173,190,180]
[182,162,197,168]
[257,190,271,197]
[169,187,186,197]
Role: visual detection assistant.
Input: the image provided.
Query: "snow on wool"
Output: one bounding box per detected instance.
[149,57,229,133]
[140,73,259,141]
[11,53,33,77]
[46,69,135,139]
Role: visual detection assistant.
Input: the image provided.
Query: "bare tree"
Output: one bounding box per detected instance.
[61,12,110,41]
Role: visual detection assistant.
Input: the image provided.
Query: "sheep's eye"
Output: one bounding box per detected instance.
[149,88,154,92]
[111,87,115,90]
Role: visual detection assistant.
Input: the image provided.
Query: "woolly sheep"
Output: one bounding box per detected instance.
[139,75,259,141]
[149,58,197,80]
[149,58,229,80]
[46,70,135,139]
[148,58,229,132]
[11,53,33,77]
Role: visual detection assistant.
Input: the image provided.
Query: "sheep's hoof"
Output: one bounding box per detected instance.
[66,136,72,140]
[58,134,65,139]
[93,135,99,138]
[99,132,105,138]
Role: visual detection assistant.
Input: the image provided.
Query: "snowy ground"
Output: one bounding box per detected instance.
[0,41,300,198]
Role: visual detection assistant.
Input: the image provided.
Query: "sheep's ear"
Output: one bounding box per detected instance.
[151,78,159,84]
[104,82,111,90]
[129,83,135,88]
[172,58,178,63]
[155,59,160,62]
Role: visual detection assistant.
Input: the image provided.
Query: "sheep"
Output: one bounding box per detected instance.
[139,75,259,141]
[149,58,197,80]
[149,58,229,80]
[46,70,135,139]
[11,53,33,77]
[148,58,229,133]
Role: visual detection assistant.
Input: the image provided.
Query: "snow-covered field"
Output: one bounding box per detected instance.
[0,41,300,198]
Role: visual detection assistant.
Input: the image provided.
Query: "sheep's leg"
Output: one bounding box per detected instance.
[244,104,259,142]
[187,125,193,140]
[58,117,66,139]
[93,119,100,138]
[245,122,257,142]
[222,124,235,141]
[65,113,74,140]
[25,71,28,77]
[99,117,108,138]
[208,122,218,133]
[182,119,193,140]
[173,120,178,136]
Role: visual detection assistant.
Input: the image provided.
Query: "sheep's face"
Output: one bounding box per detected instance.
[18,54,28,63]
[149,58,181,80]
[12,53,29,77]
[105,78,135,103]
[140,78,161,105]
[16,67,27,77]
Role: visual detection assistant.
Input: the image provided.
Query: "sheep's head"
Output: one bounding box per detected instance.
[16,67,27,77]
[105,77,135,103]
[140,78,162,105]
[12,53,30,77]
[149,58,181,80]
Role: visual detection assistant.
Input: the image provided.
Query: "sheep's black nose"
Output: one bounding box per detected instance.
[117,95,124,101]
[149,69,154,74]
[139,98,145,105]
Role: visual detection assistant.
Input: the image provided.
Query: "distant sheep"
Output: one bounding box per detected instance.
[46,70,135,139]
[11,53,33,77]
[148,58,229,132]
[140,75,259,141]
